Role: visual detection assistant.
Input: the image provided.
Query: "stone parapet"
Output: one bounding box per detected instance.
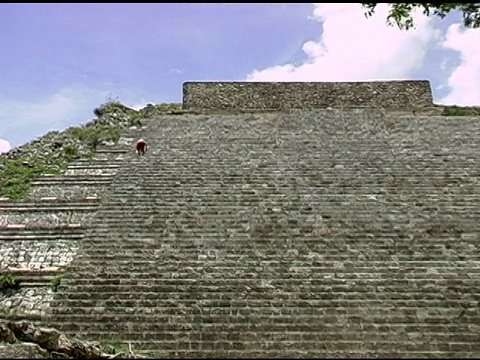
[182,80,434,110]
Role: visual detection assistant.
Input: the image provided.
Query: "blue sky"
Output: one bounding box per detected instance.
[1,3,479,152]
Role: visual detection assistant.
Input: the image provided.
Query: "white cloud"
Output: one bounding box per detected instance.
[247,4,439,82]
[168,68,183,75]
[127,100,151,111]
[0,86,111,147]
[439,24,480,105]
[0,139,11,154]
[0,84,167,147]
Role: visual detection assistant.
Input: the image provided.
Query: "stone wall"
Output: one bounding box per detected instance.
[182,80,434,110]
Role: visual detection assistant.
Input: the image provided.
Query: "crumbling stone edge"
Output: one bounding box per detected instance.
[0,320,148,359]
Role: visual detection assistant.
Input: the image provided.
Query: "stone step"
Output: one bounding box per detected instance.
[155,153,471,160]
[98,192,480,199]
[111,176,478,183]
[90,200,478,208]
[90,213,479,222]
[127,186,478,192]
[34,174,116,181]
[79,348,478,359]
[109,164,478,169]
[21,336,473,359]
[76,234,476,243]
[85,215,478,223]
[64,259,480,270]
[50,290,456,303]
[0,196,100,203]
[77,233,476,243]
[47,316,472,338]
[160,136,479,144]
[59,276,479,288]
[88,218,478,227]
[115,164,478,170]
[28,185,107,201]
[0,204,99,212]
[49,296,475,310]
[92,203,480,211]
[96,200,476,208]
[148,137,479,143]
[78,155,128,162]
[47,309,473,326]
[75,251,478,261]
[75,244,477,254]
[80,224,475,233]
[86,229,477,238]
[66,164,121,169]
[81,220,479,231]
[30,327,478,357]
[137,159,478,165]
[96,195,479,203]
[120,178,478,184]
[46,318,480,339]
[106,177,476,183]
[0,224,84,232]
[0,232,84,241]
[70,248,480,259]
[49,322,474,341]
[86,224,476,233]
[95,149,129,154]
[109,175,477,181]
[31,178,113,186]
[0,224,85,231]
[74,158,124,163]
[99,193,480,201]
[64,269,480,284]
[0,268,63,286]
[0,205,98,227]
[37,338,480,359]
[158,132,479,140]
[63,169,120,176]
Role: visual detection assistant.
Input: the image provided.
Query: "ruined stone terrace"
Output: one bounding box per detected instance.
[1,81,480,358]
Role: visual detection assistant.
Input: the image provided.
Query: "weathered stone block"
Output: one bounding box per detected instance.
[183,81,434,110]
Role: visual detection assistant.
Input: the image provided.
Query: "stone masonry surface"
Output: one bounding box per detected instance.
[1,240,79,270]
[0,130,148,324]
[182,80,434,110]
[0,212,95,228]
[45,108,480,358]
[28,185,106,201]
[0,288,53,318]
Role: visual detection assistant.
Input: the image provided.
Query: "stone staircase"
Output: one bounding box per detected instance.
[0,137,142,321]
[44,109,480,358]
[27,149,129,202]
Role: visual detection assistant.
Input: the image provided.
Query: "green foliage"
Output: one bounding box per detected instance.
[50,274,65,292]
[93,95,133,118]
[441,105,480,116]
[103,125,122,143]
[362,3,480,30]
[0,122,130,199]
[87,131,101,151]
[128,113,143,127]
[63,145,79,161]
[0,97,143,199]
[150,103,183,114]
[139,103,184,117]
[99,339,168,358]
[69,125,122,151]
[0,159,60,199]
[0,115,133,199]
[68,127,89,141]
[0,274,21,290]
